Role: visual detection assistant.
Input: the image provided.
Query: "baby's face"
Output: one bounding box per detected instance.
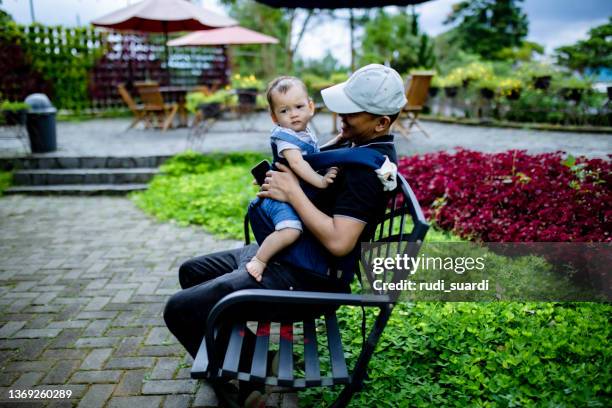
[270,86,314,132]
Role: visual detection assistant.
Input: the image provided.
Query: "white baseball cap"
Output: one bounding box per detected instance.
[321,64,407,115]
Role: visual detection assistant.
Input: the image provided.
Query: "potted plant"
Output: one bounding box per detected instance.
[429,75,441,97]
[475,77,499,99]
[439,75,462,98]
[557,77,590,103]
[499,78,523,100]
[186,90,233,118]
[231,74,264,106]
[1,100,29,125]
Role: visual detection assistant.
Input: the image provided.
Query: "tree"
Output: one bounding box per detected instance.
[360,8,435,74]
[219,0,320,76]
[555,17,612,74]
[444,0,528,60]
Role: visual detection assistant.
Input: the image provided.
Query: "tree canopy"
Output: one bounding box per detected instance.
[555,17,612,73]
[360,8,435,73]
[444,0,528,60]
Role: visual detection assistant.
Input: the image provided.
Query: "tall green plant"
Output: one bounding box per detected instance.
[360,8,435,73]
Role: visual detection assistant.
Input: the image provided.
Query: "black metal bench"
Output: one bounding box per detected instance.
[191,174,429,407]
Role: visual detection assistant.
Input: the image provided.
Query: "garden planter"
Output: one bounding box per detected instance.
[428,86,439,97]
[236,88,257,105]
[506,89,521,100]
[479,88,495,99]
[560,87,583,103]
[444,86,458,98]
[198,102,222,119]
[533,75,551,90]
[2,110,27,126]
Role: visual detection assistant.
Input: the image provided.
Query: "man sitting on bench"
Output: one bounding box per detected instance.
[163,64,407,406]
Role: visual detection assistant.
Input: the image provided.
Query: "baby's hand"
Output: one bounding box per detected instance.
[321,167,338,188]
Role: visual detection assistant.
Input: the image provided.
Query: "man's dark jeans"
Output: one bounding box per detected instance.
[164,244,347,359]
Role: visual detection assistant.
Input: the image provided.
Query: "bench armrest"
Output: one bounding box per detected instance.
[208,289,390,327]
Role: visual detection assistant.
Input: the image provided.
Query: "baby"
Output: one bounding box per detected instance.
[246,76,337,281]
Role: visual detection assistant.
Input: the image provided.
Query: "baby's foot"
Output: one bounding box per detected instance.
[246,256,266,282]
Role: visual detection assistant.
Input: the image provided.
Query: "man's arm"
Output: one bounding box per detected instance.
[257,163,365,257]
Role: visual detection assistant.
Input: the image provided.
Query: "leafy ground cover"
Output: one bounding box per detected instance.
[398,149,610,242]
[0,170,11,195]
[131,151,267,239]
[132,151,610,407]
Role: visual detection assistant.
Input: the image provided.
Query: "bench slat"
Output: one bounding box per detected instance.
[325,312,349,383]
[277,321,294,386]
[191,332,209,379]
[221,321,246,377]
[303,318,321,386]
[250,321,271,382]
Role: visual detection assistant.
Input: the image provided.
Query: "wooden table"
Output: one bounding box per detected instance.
[159,86,192,127]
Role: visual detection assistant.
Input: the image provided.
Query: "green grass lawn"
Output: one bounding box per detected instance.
[132,151,610,407]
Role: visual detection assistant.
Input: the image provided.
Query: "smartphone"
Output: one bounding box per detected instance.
[251,160,271,186]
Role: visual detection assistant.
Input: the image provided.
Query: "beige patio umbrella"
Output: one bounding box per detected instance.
[92,0,237,68]
[168,26,279,74]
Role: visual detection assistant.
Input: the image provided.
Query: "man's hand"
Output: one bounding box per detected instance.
[257,163,301,203]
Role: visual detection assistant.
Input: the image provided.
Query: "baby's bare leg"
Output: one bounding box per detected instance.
[246,228,301,282]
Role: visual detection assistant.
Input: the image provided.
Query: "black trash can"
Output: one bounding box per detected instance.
[25,93,57,153]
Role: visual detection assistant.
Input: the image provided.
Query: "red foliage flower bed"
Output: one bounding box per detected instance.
[398,149,611,242]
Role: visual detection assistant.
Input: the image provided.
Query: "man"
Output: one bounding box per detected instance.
[164,64,407,406]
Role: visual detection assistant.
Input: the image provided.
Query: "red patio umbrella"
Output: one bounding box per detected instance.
[92,0,237,69]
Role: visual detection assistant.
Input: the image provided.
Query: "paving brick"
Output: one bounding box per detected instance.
[77,384,115,408]
[164,394,193,408]
[6,361,54,372]
[107,396,163,408]
[81,348,113,370]
[0,372,19,386]
[0,321,26,338]
[141,379,198,395]
[11,371,45,388]
[83,319,112,337]
[83,297,110,312]
[114,337,144,357]
[75,311,117,320]
[145,327,169,346]
[107,327,147,337]
[41,348,88,360]
[47,320,89,329]
[75,337,120,348]
[71,370,123,384]
[41,360,80,385]
[138,345,183,357]
[12,328,61,338]
[32,292,59,305]
[113,369,146,396]
[193,382,219,407]
[150,358,180,380]
[106,357,156,370]
[49,328,82,349]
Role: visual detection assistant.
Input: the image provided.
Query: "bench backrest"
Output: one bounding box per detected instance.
[361,174,429,299]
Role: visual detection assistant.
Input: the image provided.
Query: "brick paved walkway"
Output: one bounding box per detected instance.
[0,196,297,407]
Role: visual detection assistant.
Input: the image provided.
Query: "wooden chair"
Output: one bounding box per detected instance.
[117,84,150,129]
[134,82,179,131]
[190,174,429,407]
[394,72,434,138]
